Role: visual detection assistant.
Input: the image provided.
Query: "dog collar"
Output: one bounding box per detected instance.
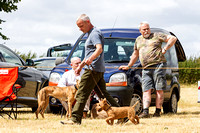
[105,105,111,111]
[74,85,78,90]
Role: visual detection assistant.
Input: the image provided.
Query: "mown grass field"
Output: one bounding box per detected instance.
[0,84,200,133]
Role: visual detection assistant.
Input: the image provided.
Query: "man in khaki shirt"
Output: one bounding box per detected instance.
[119,22,177,118]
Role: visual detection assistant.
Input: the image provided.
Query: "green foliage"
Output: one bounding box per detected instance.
[0,0,21,12]
[14,50,37,61]
[179,56,200,84]
[0,0,21,40]
[0,29,9,40]
[39,53,46,58]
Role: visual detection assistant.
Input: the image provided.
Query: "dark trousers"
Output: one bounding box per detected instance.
[71,69,119,124]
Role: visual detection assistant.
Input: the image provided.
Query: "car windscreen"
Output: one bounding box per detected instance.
[47,45,72,57]
[70,38,135,63]
[0,46,23,66]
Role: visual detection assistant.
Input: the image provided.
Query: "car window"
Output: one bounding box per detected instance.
[34,59,56,71]
[162,42,178,68]
[0,46,23,66]
[70,38,135,62]
[104,39,135,62]
[50,49,71,57]
[71,41,85,61]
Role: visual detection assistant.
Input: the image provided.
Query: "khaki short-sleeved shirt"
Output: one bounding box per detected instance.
[134,32,167,68]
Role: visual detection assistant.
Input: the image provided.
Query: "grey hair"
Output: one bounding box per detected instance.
[139,21,150,29]
[71,57,81,63]
[76,14,90,22]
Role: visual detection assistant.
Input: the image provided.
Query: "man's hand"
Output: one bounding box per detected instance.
[75,59,87,75]
[162,48,167,54]
[118,65,129,70]
[85,57,93,66]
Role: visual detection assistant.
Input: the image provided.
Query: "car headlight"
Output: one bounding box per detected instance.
[49,72,61,86]
[106,72,127,86]
[50,97,57,104]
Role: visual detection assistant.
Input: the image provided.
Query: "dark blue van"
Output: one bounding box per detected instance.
[49,28,186,114]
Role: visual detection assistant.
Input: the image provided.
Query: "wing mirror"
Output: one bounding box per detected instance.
[55,57,65,66]
[26,59,34,66]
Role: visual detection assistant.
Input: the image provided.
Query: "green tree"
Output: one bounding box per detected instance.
[0,0,21,40]
[179,56,200,84]
[14,50,37,61]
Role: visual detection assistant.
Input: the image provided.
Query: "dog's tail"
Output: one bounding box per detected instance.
[131,100,139,108]
[38,87,52,103]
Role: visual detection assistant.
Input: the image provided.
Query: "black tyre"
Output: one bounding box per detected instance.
[32,107,37,113]
[129,90,143,115]
[50,106,61,114]
[163,90,178,113]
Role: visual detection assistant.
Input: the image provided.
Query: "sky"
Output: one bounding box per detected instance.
[0,0,200,58]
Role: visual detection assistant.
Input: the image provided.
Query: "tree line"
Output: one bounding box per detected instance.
[179,56,200,84]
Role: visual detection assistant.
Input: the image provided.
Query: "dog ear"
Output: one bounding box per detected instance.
[103,98,107,104]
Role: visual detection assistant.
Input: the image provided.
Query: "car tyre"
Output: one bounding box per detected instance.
[130,90,143,115]
[51,106,61,114]
[163,90,178,114]
[32,107,37,113]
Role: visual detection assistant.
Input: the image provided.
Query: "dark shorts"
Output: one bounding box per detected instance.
[142,63,167,92]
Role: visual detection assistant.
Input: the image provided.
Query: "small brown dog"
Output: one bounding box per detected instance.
[96,98,139,125]
[35,80,80,119]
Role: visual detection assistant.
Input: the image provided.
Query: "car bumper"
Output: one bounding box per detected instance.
[48,86,134,107]
[106,86,133,106]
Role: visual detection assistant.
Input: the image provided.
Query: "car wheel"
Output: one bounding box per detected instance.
[163,90,178,113]
[129,90,143,115]
[50,106,61,114]
[32,107,37,112]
